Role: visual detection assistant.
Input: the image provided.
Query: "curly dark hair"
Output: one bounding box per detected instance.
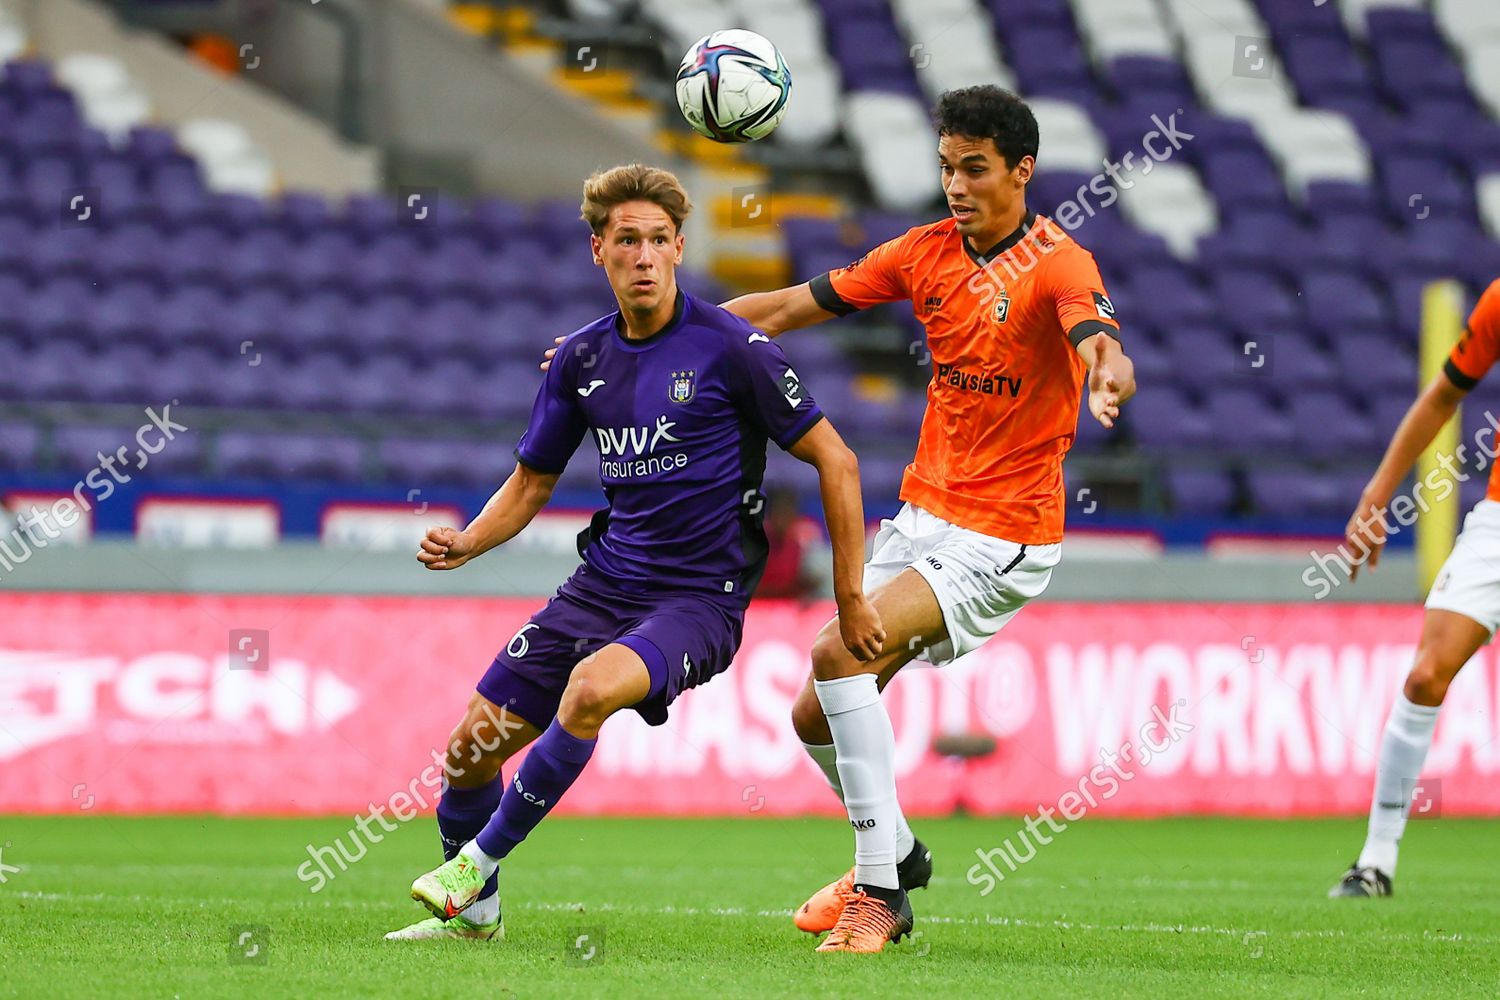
[933,86,1039,169]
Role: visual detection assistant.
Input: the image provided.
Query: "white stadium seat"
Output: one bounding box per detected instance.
[1028,98,1107,173]
[179,118,277,196]
[738,4,829,69]
[1478,173,1500,240]
[55,52,153,143]
[1114,161,1217,258]
[640,0,739,56]
[1181,33,1297,124]
[889,0,1015,102]
[1465,41,1500,119]
[1252,109,1372,196]
[843,91,942,211]
[0,21,24,66]
[1160,0,1264,37]
[1089,20,1176,62]
[1338,0,1426,37]
[772,54,842,146]
[1435,0,1500,49]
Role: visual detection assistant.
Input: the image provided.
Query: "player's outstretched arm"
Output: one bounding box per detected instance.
[720,282,840,338]
[417,462,560,570]
[1078,332,1136,429]
[787,419,885,661]
[1346,372,1468,579]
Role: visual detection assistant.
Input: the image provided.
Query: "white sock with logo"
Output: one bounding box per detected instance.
[459,893,499,925]
[802,739,915,861]
[1357,693,1441,876]
[813,675,902,890]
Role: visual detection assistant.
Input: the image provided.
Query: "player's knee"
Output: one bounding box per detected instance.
[809,628,855,680]
[1404,651,1458,706]
[557,673,618,733]
[791,685,831,743]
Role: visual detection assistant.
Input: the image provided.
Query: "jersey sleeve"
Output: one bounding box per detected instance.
[1049,248,1121,347]
[808,232,914,315]
[727,328,826,451]
[513,337,589,473]
[1445,280,1500,390]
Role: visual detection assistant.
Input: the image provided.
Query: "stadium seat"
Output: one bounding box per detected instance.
[891,0,1016,103]
[1028,98,1106,173]
[843,91,941,210]
[1339,0,1427,38]
[1116,162,1217,258]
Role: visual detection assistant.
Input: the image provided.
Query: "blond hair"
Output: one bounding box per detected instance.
[580,163,693,235]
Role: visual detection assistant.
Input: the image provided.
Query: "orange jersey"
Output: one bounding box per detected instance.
[810,213,1120,544]
[1443,278,1500,500]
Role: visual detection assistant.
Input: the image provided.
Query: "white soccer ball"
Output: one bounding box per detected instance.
[675,29,792,143]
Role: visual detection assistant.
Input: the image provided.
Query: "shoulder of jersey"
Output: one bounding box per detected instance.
[689,293,775,348]
[554,317,612,370]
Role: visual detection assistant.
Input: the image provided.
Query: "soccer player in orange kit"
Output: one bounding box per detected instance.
[1329,278,1500,899]
[721,85,1137,950]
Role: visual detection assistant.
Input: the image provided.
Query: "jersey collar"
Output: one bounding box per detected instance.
[963,211,1038,268]
[614,287,687,351]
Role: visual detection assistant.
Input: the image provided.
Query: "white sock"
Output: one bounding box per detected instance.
[459,893,499,925]
[814,676,901,890]
[803,739,915,862]
[1357,693,1441,876]
[459,840,500,879]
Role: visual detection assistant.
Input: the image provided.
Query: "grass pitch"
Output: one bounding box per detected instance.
[0,814,1496,998]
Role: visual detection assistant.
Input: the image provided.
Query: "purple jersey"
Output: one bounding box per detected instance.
[515,290,824,607]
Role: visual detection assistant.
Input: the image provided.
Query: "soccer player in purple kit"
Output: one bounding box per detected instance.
[384,164,883,942]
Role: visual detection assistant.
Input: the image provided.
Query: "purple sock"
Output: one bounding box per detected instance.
[437,777,503,900]
[475,719,596,859]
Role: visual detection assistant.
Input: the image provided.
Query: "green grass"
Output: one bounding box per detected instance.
[1,815,1497,998]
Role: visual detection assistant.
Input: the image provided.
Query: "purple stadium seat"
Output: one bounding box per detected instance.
[1207,389,1295,452]
[215,431,367,482]
[1333,332,1416,392]
[1301,271,1388,334]
[0,420,41,471]
[1210,271,1301,329]
[1167,467,1235,515]
[1245,469,1351,519]
[378,436,514,488]
[1198,149,1287,213]
[1380,155,1474,221]
[1291,391,1380,457]
[1124,386,1213,450]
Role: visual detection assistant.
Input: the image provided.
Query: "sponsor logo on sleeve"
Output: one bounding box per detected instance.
[1093,291,1116,321]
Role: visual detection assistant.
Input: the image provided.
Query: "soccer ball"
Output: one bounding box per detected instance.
[675,29,792,143]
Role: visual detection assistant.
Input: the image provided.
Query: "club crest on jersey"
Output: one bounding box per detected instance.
[669,370,696,404]
[993,289,1011,324]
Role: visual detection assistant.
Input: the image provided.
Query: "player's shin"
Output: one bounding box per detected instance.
[463,719,597,872]
[436,776,503,924]
[1358,693,1441,875]
[814,675,902,890]
[802,738,917,861]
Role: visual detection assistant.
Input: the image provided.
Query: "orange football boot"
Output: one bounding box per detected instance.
[814,887,913,953]
[794,869,856,934]
[795,839,931,934]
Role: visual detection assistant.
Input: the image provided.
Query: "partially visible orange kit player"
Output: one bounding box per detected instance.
[1331,278,1500,899]
[720,85,1137,950]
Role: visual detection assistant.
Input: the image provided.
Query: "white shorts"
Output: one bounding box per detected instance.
[863,502,1061,666]
[1425,499,1500,635]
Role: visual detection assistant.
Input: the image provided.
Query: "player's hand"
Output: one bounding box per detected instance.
[1087,336,1133,429]
[540,336,565,372]
[1344,491,1391,581]
[417,526,478,570]
[837,594,886,662]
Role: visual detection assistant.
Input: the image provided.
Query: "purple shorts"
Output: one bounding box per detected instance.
[477,565,744,728]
